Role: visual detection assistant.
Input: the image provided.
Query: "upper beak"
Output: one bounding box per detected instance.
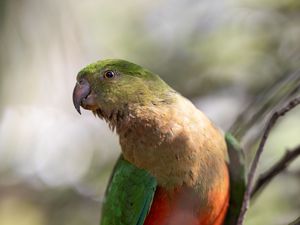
[72,79,91,114]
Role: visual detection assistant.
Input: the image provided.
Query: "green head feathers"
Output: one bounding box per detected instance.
[73,59,175,120]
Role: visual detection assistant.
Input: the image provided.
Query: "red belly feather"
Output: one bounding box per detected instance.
[144,169,229,225]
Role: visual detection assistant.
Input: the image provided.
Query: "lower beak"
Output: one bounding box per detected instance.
[72,79,91,114]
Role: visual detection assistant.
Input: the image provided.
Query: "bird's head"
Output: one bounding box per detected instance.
[73,59,173,121]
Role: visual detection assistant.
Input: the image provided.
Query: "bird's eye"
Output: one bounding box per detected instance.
[103,70,115,79]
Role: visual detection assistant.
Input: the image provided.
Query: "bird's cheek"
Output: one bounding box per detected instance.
[81,92,99,111]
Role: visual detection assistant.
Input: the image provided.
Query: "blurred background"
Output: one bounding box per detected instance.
[0,0,299,224]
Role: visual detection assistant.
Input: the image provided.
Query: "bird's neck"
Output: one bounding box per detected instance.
[115,96,227,194]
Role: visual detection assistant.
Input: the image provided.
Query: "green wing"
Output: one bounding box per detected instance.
[100,155,157,225]
[224,133,247,225]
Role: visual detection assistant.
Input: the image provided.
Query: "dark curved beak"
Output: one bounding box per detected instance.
[72,79,91,114]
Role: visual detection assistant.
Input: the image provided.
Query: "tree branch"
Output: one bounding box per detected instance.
[288,216,300,225]
[236,96,300,225]
[251,145,300,198]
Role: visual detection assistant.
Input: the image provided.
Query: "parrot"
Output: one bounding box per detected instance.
[72,59,247,225]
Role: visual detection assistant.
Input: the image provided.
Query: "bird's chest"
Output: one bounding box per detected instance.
[118,118,201,188]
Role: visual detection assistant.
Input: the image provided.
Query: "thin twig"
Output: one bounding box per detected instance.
[251,145,300,197]
[237,96,300,225]
[288,216,300,225]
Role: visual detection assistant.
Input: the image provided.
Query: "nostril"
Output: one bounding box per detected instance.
[79,79,85,85]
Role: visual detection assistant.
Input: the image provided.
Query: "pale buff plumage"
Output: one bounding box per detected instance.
[101,93,229,206]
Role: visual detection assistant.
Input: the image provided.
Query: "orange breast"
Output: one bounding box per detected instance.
[144,168,229,225]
